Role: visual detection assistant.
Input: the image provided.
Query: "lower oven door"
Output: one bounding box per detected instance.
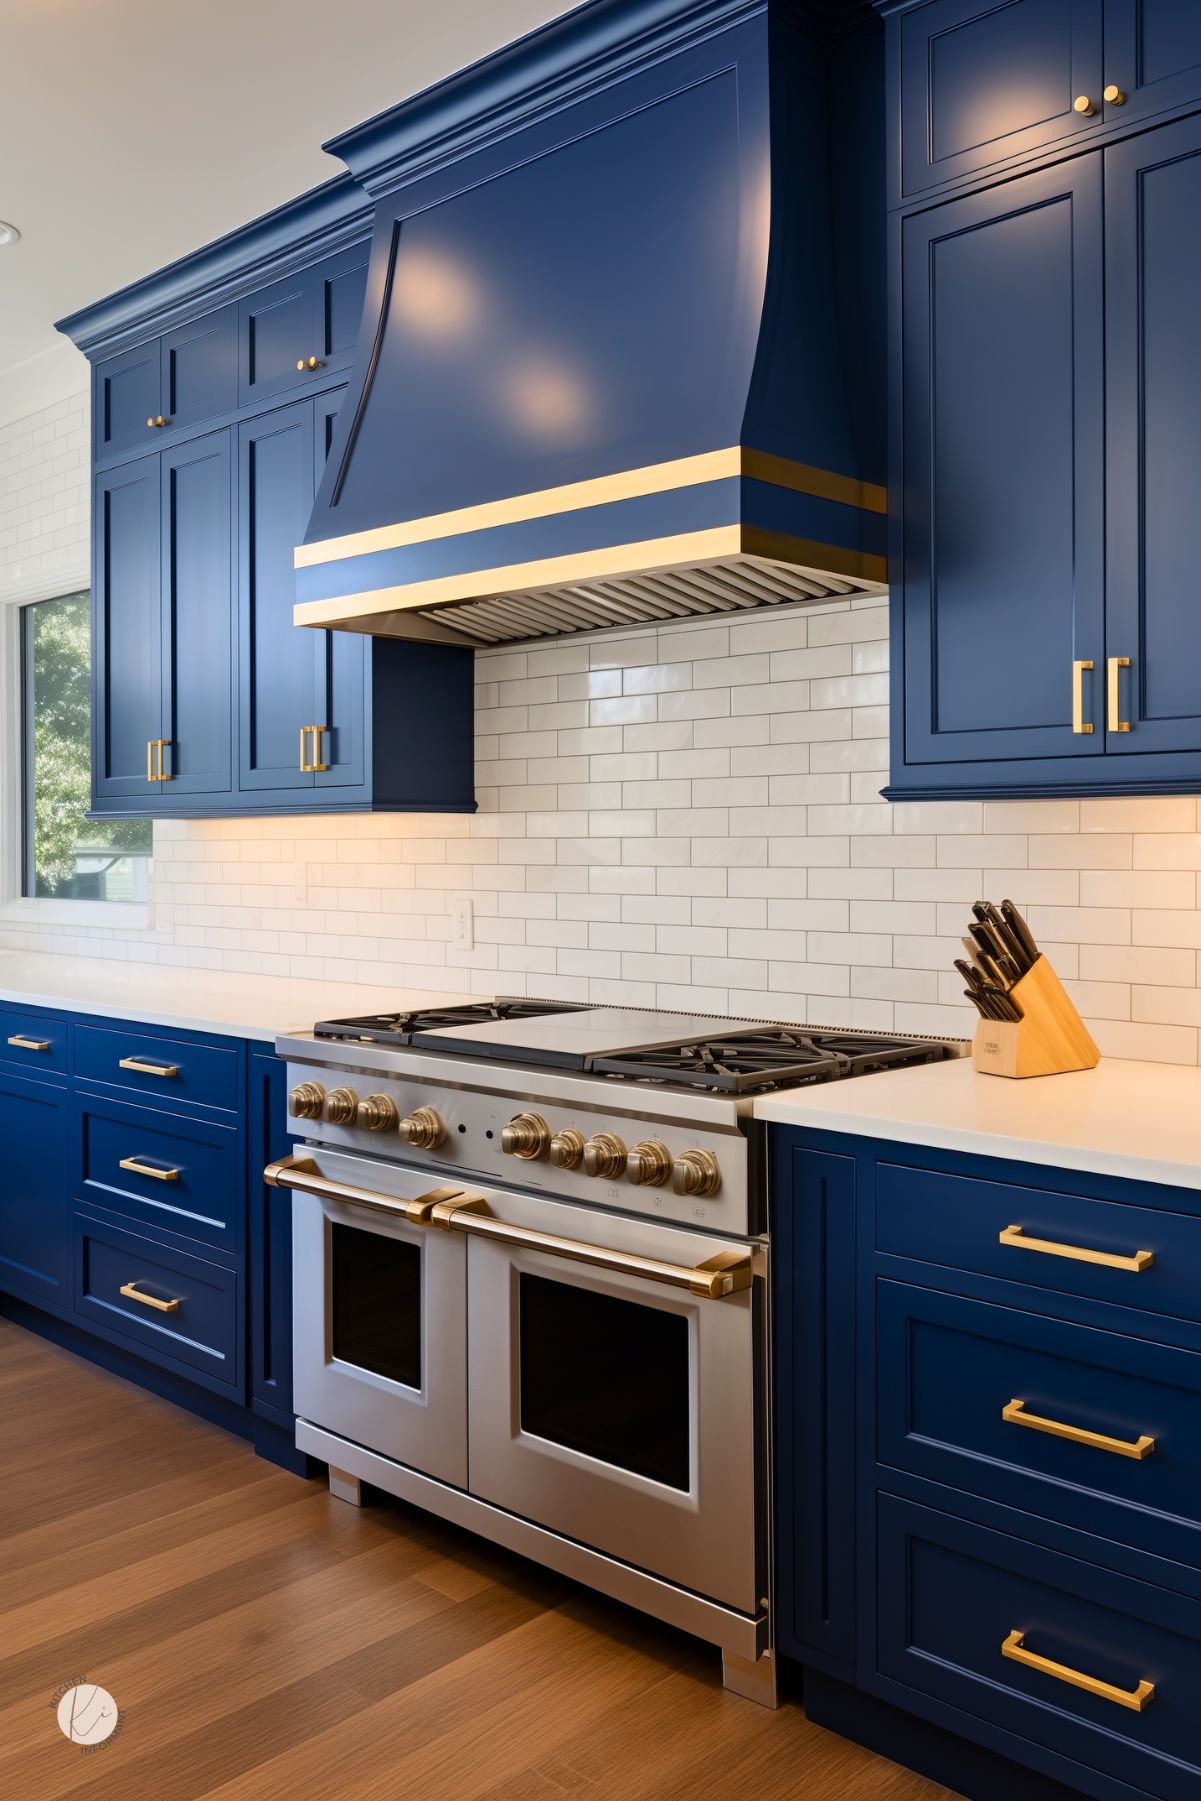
[287,1148,468,1486]
[461,1190,762,1614]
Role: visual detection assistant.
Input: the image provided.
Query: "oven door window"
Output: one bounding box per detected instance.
[330,1222,421,1389]
[518,1272,690,1490]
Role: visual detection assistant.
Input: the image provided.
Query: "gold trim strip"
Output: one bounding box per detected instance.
[295,448,886,570]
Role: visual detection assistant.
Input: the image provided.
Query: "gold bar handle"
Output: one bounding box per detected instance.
[429,1194,754,1299]
[299,725,311,773]
[119,1281,181,1314]
[1002,1398,1154,1460]
[1071,659,1094,734]
[118,1056,180,1078]
[1108,655,1132,732]
[1001,1631,1155,1712]
[308,725,329,773]
[158,738,172,782]
[119,1155,181,1183]
[999,1224,1152,1272]
[263,1153,465,1226]
[7,1034,50,1051]
[147,739,156,783]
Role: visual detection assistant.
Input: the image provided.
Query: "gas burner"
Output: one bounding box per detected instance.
[313,996,586,1047]
[591,1026,952,1095]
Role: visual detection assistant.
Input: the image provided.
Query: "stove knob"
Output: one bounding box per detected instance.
[671,1149,721,1198]
[582,1132,627,1179]
[627,1140,673,1187]
[501,1112,550,1160]
[397,1106,445,1150]
[288,1081,325,1120]
[325,1086,359,1126]
[358,1093,398,1133]
[549,1127,585,1170]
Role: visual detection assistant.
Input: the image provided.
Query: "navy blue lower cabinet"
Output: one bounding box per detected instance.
[248,1050,296,1427]
[0,1070,71,1316]
[73,1089,242,1260]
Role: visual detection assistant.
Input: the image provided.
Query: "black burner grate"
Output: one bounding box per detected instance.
[591,1027,951,1094]
[313,996,586,1047]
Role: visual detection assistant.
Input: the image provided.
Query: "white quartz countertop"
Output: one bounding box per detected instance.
[0,951,471,1044]
[754,1055,1201,1191]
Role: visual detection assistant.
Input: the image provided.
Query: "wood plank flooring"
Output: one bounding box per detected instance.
[0,1316,960,1801]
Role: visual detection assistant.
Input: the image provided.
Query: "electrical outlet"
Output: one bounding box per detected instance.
[452,895,474,950]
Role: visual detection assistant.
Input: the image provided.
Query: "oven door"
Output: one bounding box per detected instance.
[459,1189,762,1614]
[283,1148,468,1486]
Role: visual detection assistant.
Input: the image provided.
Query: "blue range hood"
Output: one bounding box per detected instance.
[296,0,885,647]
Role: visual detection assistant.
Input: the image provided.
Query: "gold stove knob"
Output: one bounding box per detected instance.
[627,1140,673,1187]
[671,1149,721,1198]
[501,1112,550,1160]
[583,1132,627,1179]
[288,1080,325,1120]
[325,1086,359,1126]
[549,1127,585,1170]
[397,1105,445,1150]
[358,1093,398,1133]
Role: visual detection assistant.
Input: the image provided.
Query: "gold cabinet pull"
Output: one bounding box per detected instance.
[118,1056,180,1078]
[263,1153,465,1225]
[119,1155,181,1183]
[147,738,156,783]
[1103,84,1127,105]
[157,738,172,781]
[119,1280,181,1313]
[299,725,329,773]
[1071,659,1094,734]
[1073,94,1098,116]
[1001,1630,1154,1712]
[999,1224,1152,1272]
[296,355,325,371]
[1108,655,1132,732]
[1002,1398,1154,1460]
[146,415,167,428]
[7,1034,50,1051]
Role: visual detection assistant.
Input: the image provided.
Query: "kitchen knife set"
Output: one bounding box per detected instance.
[956,900,1041,1024]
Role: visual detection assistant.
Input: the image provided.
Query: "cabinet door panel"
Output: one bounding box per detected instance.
[160,305,237,434]
[1104,0,1201,120]
[239,270,314,406]
[900,158,1105,765]
[238,403,318,790]
[94,340,161,459]
[899,0,1103,197]
[249,1052,295,1422]
[94,458,162,801]
[160,432,233,797]
[0,1073,69,1310]
[1105,114,1201,754]
[314,242,369,376]
[312,388,365,791]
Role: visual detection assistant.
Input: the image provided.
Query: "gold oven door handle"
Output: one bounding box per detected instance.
[263,1153,465,1226]
[1002,1398,1155,1460]
[428,1194,754,1299]
[1071,658,1094,734]
[119,1155,181,1183]
[999,1224,1152,1272]
[1108,655,1132,733]
[119,1281,181,1314]
[1001,1631,1155,1712]
[7,1034,50,1051]
[118,1056,180,1078]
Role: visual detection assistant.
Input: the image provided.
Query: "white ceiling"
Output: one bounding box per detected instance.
[0,0,569,409]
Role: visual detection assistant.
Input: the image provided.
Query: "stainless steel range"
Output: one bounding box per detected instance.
[267,1000,957,1706]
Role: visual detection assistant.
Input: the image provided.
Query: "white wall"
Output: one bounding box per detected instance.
[4,394,1201,1063]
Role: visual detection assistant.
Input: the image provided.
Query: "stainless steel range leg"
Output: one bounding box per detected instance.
[722,1648,778,1709]
[328,1465,362,1506]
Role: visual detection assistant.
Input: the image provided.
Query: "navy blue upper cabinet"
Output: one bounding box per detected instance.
[238,242,369,407]
[1104,0,1201,122]
[93,456,164,801]
[896,158,1106,777]
[159,305,237,435]
[159,431,234,801]
[94,341,162,459]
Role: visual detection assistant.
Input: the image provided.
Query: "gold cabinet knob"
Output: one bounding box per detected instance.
[397,1105,445,1150]
[325,1086,359,1126]
[501,1112,551,1160]
[582,1132,627,1179]
[548,1127,585,1170]
[288,1080,326,1120]
[1073,94,1098,116]
[1103,83,1127,105]
[357,1093,398,1133]
[146,415,167,428]
[671,1149,721,1198]
[296,355,325,371]
[626,1140,673,1187]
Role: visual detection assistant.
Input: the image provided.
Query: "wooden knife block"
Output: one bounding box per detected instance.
[971,955,1100,1079]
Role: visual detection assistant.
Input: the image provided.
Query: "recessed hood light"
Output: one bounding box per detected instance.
[0,222,20,247]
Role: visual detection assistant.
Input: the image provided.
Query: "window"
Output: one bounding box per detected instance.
[21,593,152,902]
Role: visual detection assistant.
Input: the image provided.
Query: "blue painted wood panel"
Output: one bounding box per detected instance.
[311,388,366,792]
[74,1090,241,1258]
[94,339,161,458]
[73,1021,240,1114]
[0,1006,69,1077]
[248,1050,296,1425]
[898,157,1105,769]
[93,456,163,801]
[1104,0,1201,121]
[0,1071,70,1313]
[159,305,237,434]
[159,430,233,799]
[239,242,368,408]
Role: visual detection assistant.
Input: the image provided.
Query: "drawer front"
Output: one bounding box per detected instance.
[877,1494,1201,1800]
[75,1092,240,1255]
[74,1022,238,1113]
[0,1006,69,1076]
[876,1160,1201,1325]
[73,1212,239,1391]
[878,1280,1201,1566]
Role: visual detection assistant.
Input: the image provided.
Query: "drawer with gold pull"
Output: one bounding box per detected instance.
[877,1494,1201,1800]
[0,1006,68,1076]
[75,1091,239,1255]
[74,1022,238,1114]
[875,1159,1201,1327]
[73,1211,239,1394]
[877,1281,1201,1572]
